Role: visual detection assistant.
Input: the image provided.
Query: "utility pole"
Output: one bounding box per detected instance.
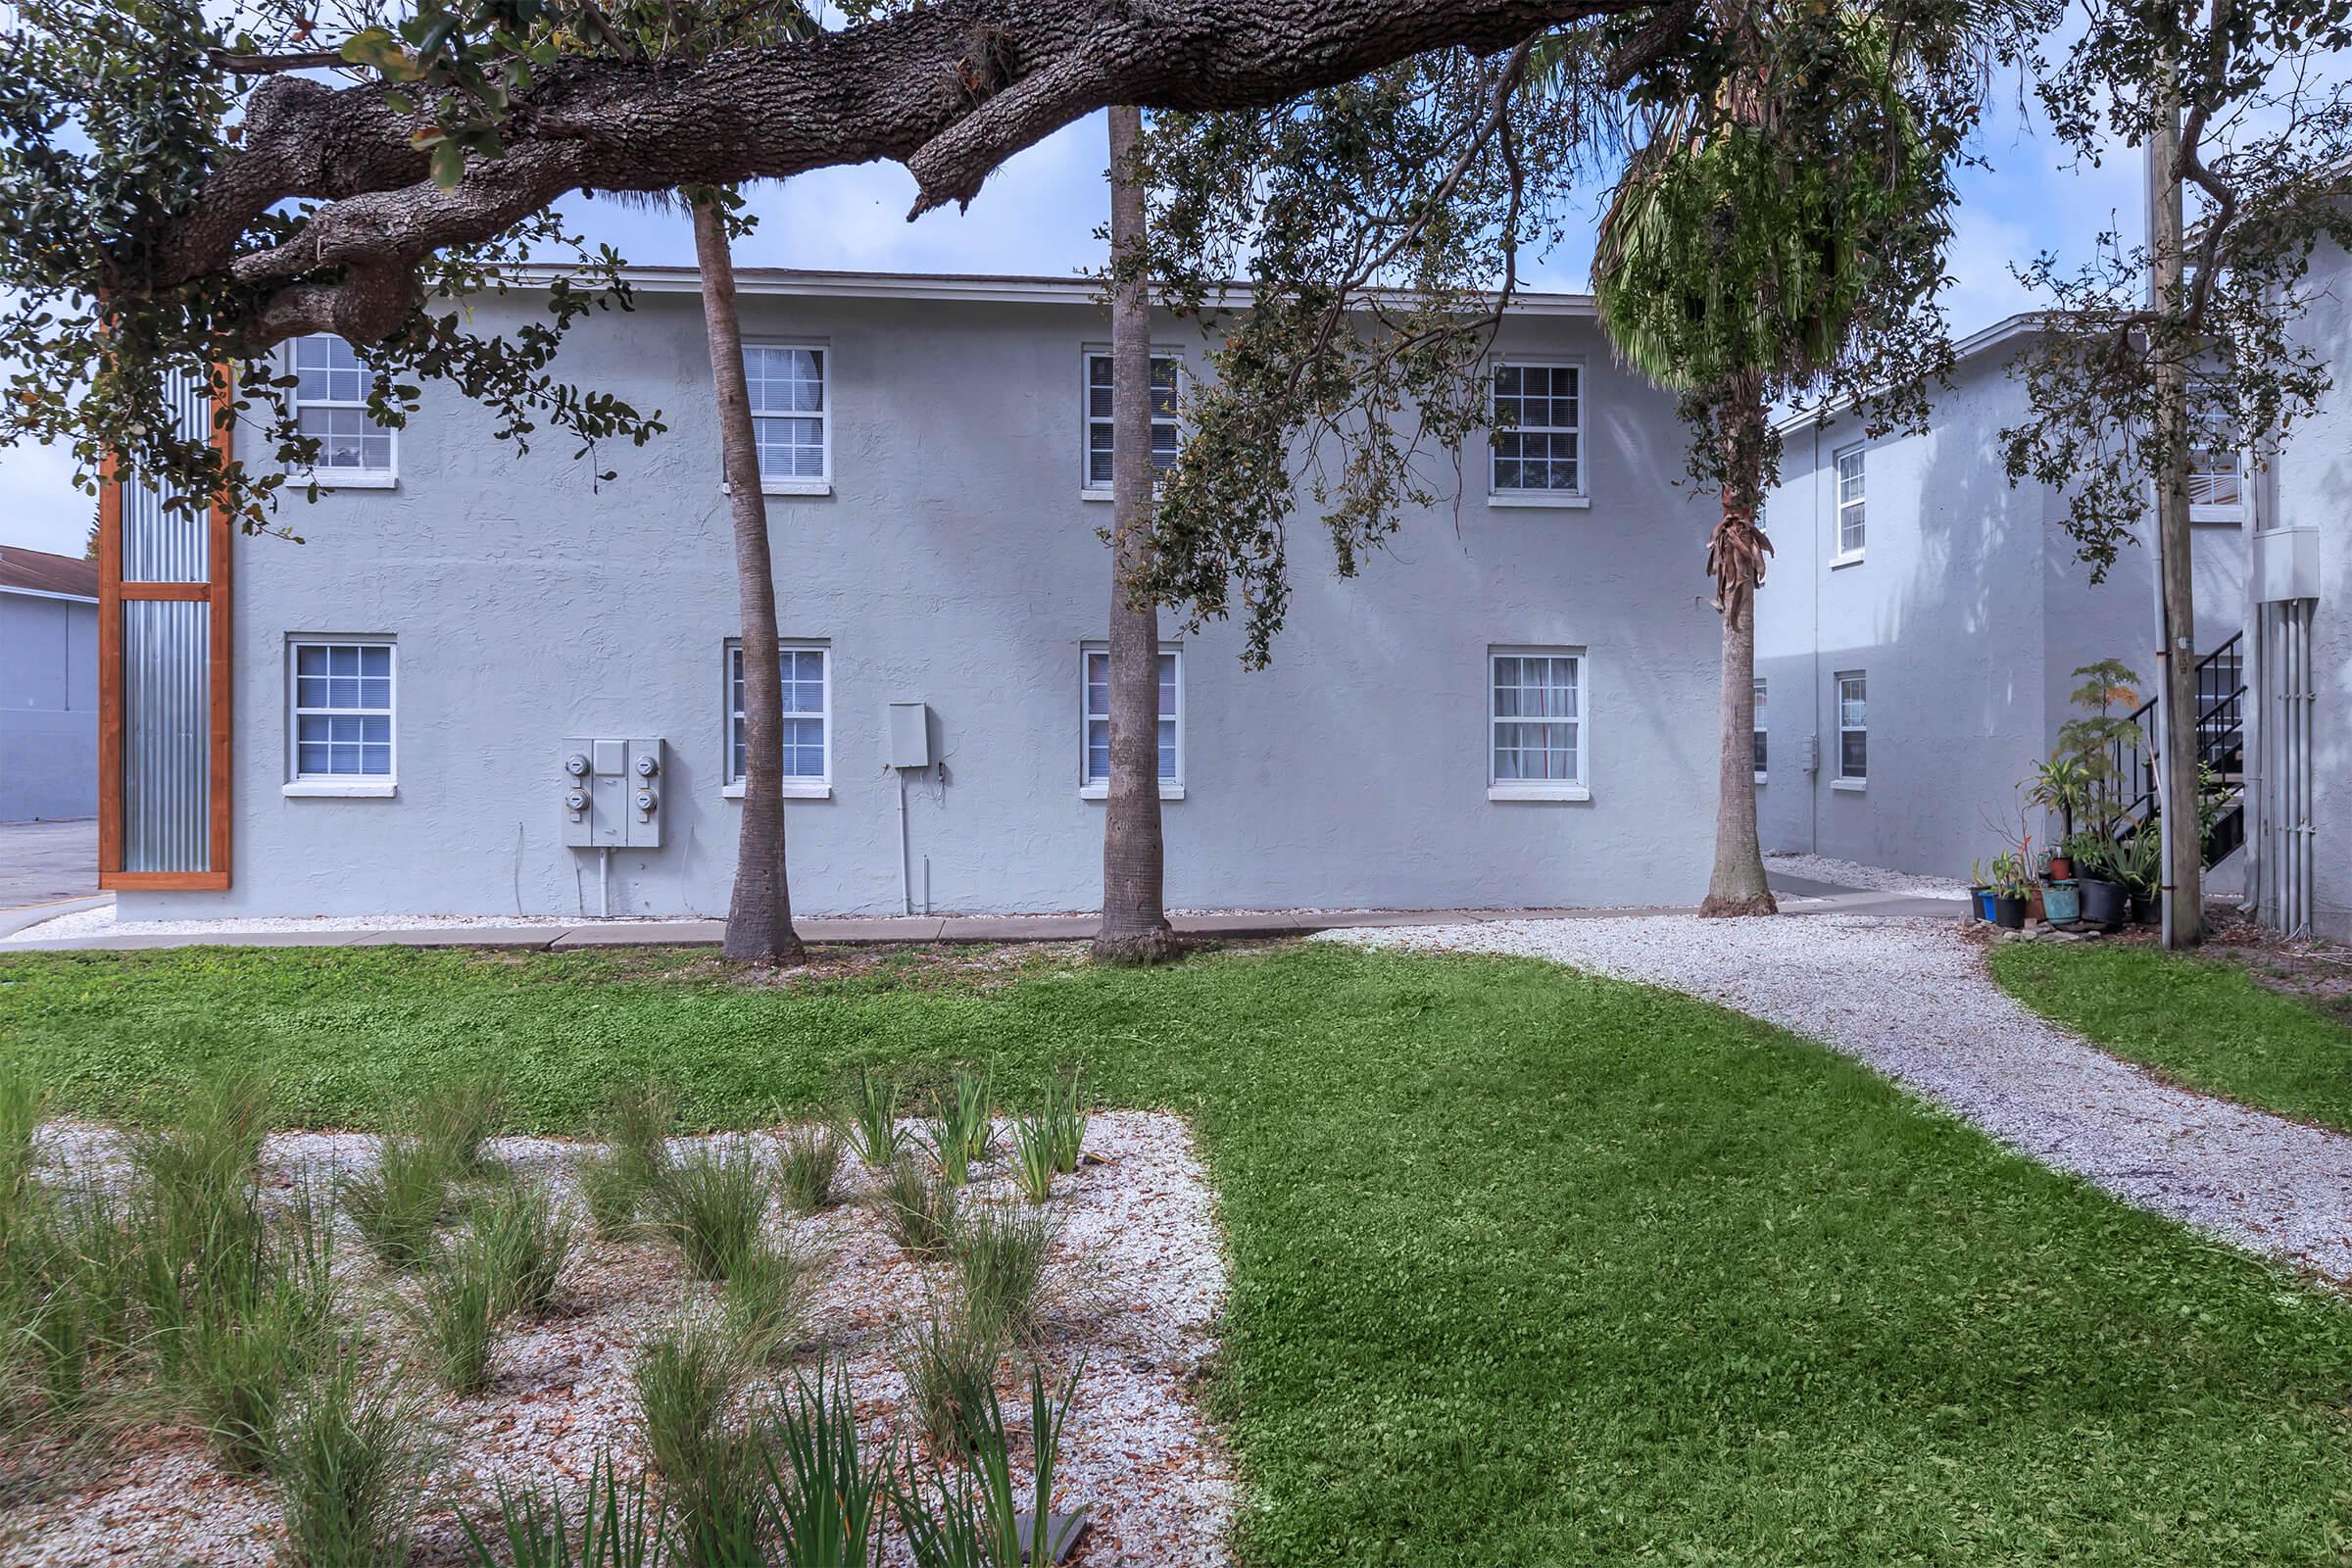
[2146,72,2202,950]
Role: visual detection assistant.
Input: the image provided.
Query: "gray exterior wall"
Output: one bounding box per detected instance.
[122,280,1724,919]
[2267,236,2350,939]
[0,590,99,821]
[1756,342,2248,878]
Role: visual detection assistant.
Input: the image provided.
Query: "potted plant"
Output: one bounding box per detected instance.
[1967,858,1998,923]
[2042,870,2081,926]
[2073,834,2127,928]
[2112,830,2162,925]
[1986,852,2032,930]
[2027,757,2088,879]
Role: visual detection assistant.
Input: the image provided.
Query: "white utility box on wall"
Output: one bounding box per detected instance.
[888,702,932,769]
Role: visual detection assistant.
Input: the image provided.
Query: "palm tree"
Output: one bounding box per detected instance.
[1590,24,1938,914]
[1093,105,1180,964]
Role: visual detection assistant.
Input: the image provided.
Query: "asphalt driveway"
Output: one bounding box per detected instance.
[0,818,99,909]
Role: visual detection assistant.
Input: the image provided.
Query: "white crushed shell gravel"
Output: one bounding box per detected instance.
[1322,914,2352,1285]
[1764,852,1971,899]
[3,1113,1232,1568]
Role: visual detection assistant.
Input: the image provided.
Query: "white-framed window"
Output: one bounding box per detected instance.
[1835,670,1868,786]
[2186,441,2245,523]
[1834,444,1866,560]
[288,336,396,486]
[284,637,396,797]
[1490,363,1586,501]
[744,344,829,491]
[724,640,830,798]
[1080,645,1182,799]
[1488,648,1588,801]
[1752,678,1768,782]
[1082,350,1180,493]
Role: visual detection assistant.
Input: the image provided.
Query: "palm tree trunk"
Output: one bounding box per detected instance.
[1699,370,1777,917]
[1092,105,1179,965]
[694,199,806,965]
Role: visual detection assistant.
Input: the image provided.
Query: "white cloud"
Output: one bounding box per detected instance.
[0,439,92,558]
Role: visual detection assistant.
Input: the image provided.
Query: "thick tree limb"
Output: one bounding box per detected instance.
[154,0,1642,347]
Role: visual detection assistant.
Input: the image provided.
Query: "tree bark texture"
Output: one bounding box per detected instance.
[1699,370,1777,917]
[1093,105,1180,966]
[2147,89,2204,949]
[695,200,806,966]
[178,0,1646,348]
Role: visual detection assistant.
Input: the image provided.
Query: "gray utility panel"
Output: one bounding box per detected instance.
[563,737,664,848]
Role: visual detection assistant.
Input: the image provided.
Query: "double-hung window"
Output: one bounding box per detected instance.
[1834,445,1866,560]
[1490,364,1585,500]
[1488,648,1588,800]
[289,336,396,484]
[1081,646,1182,797]
[286,638,395,795]
[725,641,830,798]
[1083,351,1180,492]
[2186,440,2245,523]
[744,345,829,490]
[1835,671,1868,786]
[1752,678,1768,781]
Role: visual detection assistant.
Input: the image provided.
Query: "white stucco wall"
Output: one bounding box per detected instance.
[121,282,1726,919]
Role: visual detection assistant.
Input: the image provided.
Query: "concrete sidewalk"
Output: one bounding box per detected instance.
[0,877,1959,954]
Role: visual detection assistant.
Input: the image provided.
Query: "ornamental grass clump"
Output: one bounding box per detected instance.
[720,1236,819,1366]
[927,1069,997,1187]
[895,1291,1003,1457]
[634,1314,760,1564]
[604,1080,679,1192]
[953,1198,1054,1345]
[466,1178,576,1318]
[342,1133,452,1270]
[1007,1116,1058,1204]
[652,1143,770,1282]
[172,1181,340,1471]
[895,1363,1084,1568]
[763,1361,889,1567]
[273,1359,439,1568]
[414,1076,509,1175]
[842,1069,905,1169]
[129,1070,271,1294]
[868,1154,956,1258]
[775,1122,842,1213]
[406,1231,504,1396]
[573,1149,645,1240]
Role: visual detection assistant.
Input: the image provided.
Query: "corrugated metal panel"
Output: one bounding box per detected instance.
[121,372,214,584]
[122,599,211,872]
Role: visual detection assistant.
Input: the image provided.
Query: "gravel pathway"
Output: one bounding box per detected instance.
[1323,915,2352,1284]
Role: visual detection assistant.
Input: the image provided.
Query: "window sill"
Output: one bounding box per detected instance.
[1080,489,1113,504]
[1831,552,1866,569]
[1488,783,1591,803]
[721,780,832,800]
[282,780,397,799]
[1487,493,1592,510]
[288,470,398,491]
[2190,508,2246,525]
[1079,782,1186,802]
[720,480,834,498]
[1831,777,1867,792]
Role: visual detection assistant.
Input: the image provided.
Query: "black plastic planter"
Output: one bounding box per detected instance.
[2080,877,2127,930]
[2130,893,2159,926]
[1990,895,2028,930]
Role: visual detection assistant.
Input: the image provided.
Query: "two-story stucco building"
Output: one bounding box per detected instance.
[1,544,100,822]
[96,270,1733,920]
[1754,317,2251,881]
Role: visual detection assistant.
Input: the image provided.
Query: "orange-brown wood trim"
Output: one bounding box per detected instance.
[98,870,231,892]
[120,582,212,602]
[96,450,123,876]
[209,369,235,887]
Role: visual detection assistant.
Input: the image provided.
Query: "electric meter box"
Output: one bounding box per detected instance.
[563,737,665,848]
[887,702,932,769]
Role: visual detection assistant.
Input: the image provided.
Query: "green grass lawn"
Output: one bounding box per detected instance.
[4,941,2350,1564]
[1990,941,2352,1136]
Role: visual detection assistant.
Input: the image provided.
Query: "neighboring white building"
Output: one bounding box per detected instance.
[0,544,99,822]
[1756,318,2249,881]
[94,270,1728,918]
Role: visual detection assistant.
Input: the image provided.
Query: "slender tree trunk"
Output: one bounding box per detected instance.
[1092,105,1179,965]
[2147,81,2203,950]
[695,199,805,965]
[1699,370,1777,917]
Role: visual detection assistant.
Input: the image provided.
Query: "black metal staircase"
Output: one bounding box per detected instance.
[2104,633,2244,866]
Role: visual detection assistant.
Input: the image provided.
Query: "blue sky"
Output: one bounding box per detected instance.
[0,84,2142,558]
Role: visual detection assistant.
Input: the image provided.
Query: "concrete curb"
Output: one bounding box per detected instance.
[0,895,112,943]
